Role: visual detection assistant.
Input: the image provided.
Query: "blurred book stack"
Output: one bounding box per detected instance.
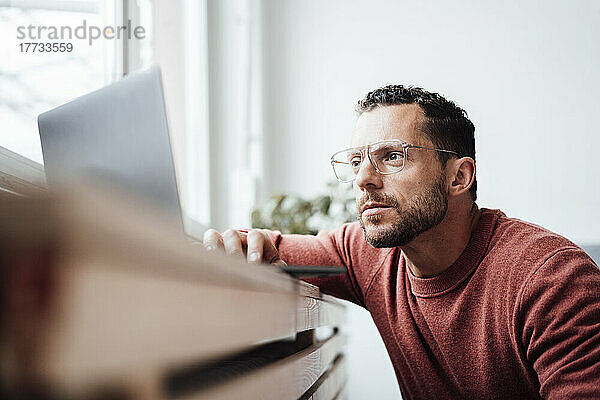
[0,186,347,400]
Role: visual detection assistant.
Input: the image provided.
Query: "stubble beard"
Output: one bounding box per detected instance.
[357,177,448,248]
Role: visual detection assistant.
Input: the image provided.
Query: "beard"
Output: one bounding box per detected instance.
[357,176,448,248]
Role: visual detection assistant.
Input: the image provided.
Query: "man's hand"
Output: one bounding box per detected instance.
[202,228,287,265]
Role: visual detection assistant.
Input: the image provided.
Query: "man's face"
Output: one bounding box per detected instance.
[352,104,448,247]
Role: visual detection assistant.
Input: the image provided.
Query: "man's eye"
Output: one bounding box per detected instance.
[350,158,362,168]
[386,152,404,161]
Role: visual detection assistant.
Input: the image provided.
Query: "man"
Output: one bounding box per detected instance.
[203,85,600,399]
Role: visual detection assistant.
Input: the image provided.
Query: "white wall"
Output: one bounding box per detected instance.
[260,1,600,398]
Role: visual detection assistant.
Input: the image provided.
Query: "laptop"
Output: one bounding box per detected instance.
[38,65,204,240]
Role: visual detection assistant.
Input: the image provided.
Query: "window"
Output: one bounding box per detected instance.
[0,0,151,164]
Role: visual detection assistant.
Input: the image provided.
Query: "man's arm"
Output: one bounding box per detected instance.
[518,248,600,399]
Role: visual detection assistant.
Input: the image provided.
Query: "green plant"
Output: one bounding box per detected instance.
[251,181,357,235]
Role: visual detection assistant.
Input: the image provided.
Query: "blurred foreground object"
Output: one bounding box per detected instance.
[0,184,347,399]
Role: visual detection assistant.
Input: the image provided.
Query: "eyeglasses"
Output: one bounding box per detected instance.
[330,139,459,183]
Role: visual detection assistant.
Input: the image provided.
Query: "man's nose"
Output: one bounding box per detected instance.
[354,156,383,190]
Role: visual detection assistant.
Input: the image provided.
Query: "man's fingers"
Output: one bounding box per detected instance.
[246,230,265,263]
[203,228,285,266]
[222,229,246,258]
[246,229,286,266]
[203,228,224,251]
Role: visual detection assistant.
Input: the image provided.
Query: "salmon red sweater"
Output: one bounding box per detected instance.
[267,208,600,399]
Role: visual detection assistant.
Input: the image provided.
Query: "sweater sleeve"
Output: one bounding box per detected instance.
[518,247,600,399]
[264,223,367,307]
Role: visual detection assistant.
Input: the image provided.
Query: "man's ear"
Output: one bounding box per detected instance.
[447,157,476,197]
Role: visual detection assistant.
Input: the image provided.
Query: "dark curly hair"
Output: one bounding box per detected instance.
[357,85,477,202]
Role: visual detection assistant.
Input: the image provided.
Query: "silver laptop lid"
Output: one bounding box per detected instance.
[38,65,184,230]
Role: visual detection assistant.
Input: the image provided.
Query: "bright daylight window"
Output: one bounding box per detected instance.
[0,0,147,164]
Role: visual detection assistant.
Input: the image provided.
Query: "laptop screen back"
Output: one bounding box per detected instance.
[38,66,183,229]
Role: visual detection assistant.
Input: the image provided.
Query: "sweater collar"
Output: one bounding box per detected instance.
[405,208,502,298]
